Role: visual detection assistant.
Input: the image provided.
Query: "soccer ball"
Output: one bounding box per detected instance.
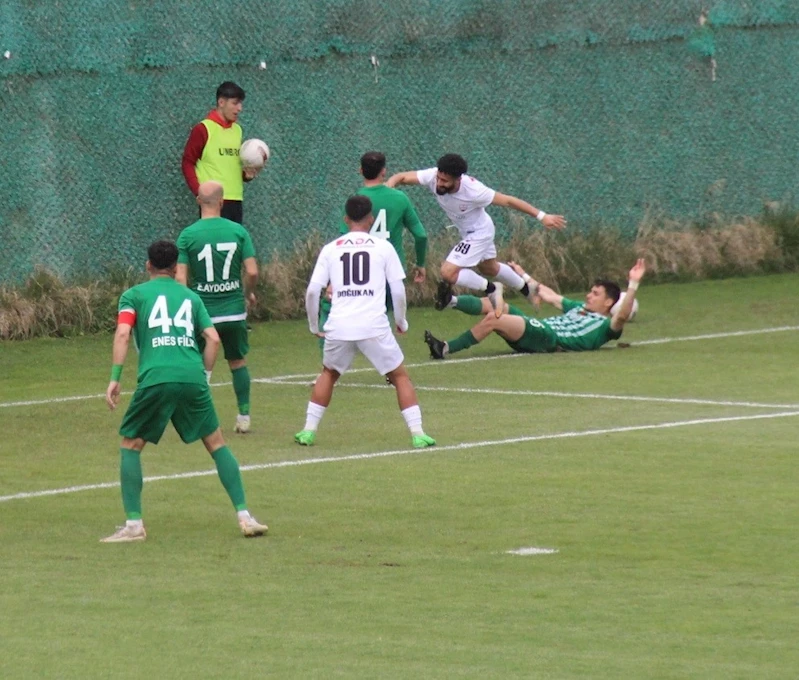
[240,138,270,169]
[611,291,639,320]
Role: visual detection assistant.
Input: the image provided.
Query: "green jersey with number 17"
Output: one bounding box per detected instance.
[118,277,214,389]
[177,216,256,322]
[339,185,427,270]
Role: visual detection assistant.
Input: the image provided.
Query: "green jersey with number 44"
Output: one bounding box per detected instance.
[177,217,256,322]
[339,185,427,270]
[118,277,214,389]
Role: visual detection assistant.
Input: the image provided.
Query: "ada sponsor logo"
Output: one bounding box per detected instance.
[336,236,376,246]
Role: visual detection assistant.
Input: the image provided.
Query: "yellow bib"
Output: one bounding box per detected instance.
[197,119,243,201]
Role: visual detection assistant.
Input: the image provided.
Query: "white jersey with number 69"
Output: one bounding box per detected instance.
[310,233,406,341]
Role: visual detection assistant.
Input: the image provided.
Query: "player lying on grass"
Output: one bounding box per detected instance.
[424,259,646,359]
[103,240,268,543]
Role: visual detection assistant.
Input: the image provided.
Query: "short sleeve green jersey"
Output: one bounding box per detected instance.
[118,277,214,388]
[177,217,256,322]
[544,297,623,351]
[339,185,427,269]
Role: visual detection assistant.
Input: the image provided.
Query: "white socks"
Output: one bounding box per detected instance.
[237,510,252,521]
[401,405,424,435]
[495,263,526,290]
[455,269,489,291]
[303,402,327,431]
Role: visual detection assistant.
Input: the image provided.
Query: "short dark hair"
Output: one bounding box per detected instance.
[593,279,621,304]
[148,240,179,270]
[360,151,386,180]
[216,81,245,102]
[437,153,467,178]
[345,195,373,222]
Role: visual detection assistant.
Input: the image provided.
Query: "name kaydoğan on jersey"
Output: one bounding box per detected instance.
[416,167,497,240]
[309,235,406,341]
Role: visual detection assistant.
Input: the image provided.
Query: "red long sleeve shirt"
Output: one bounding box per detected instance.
[181,109,233,196]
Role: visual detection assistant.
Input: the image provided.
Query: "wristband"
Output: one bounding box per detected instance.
[522,273,532,283]
[628,280,639,291]
[205,370,212,384]
[110,364,123,382]
[537,211,547,222]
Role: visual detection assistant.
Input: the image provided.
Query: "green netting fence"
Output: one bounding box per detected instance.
[1,1,798,282]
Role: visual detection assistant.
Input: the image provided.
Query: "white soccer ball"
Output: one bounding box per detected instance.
[611,291,639,320]
[240,138,270,169]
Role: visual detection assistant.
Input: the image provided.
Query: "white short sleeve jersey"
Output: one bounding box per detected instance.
[310,232,406,341]
[416,167,497,240]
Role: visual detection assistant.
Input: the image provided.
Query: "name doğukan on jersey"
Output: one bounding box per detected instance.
[309,235,406,341]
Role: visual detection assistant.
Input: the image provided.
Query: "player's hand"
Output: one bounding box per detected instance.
[106,381,120,410]
[508,261,526,277]
[413,266,426,284]
[315,331,325,338]
[629,258,647,282]
[541,214,566,230]
[246,292,257,308]
[396,319,409,335]
[243,165,261,180]
[324,285,333,302]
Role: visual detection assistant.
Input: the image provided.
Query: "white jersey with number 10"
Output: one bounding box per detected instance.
[310,234,406,341]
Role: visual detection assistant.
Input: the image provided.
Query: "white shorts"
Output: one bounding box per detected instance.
[323,329,405,376]
[445,236,497,268]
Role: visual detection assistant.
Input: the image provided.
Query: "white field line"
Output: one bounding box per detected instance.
[264,381,799,410]
[1,324,797,410]
[2,410,798,504]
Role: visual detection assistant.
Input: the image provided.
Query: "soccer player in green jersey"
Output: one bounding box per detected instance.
[424,259,646,358]
[176,181,259,434]
[318,152,429,354]
[102,240,268,543]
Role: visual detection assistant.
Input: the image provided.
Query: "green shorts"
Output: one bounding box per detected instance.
[119,382,220,444]
[505,315,558,354]
[200,320,249,361]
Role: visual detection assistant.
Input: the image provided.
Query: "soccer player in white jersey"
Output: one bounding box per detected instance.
[295,195,436,449]
[387,153,566,318]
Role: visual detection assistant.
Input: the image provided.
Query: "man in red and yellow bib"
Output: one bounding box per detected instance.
[181,81,265,224]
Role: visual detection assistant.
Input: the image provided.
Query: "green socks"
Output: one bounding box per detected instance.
[212,446,247,511]
[447,330,478,354]
[454,295,485,316]
[120,447,143,520]
[231,366,251,416]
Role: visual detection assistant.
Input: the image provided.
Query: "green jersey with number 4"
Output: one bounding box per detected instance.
[118,277,214,389]
[177,217,256,322]
[339,185,427,270]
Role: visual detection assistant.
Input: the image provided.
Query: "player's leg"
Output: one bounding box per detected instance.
[173,382,267,537]
[424,313,528,359]
[359,331,435,448]
[221,200,243,224]
[478,258,531,298]
[440,239,503,315]
[101,385,177,543]
[213,321,251,433]
[295,339,351,446]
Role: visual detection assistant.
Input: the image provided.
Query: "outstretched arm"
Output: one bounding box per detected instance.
[385,171,420,188]
[611,258,646,332]
[106,323,132,410]
[508,261,564,310]
[492,192,566,231]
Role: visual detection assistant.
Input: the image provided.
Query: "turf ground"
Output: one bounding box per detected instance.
[1,274,798,679]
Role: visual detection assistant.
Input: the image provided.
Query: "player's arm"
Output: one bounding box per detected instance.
[385,171,421,188]
[200,325,221,374]
[106,308,135,410]
[611,258,646,332]
[306,253,330,336]
[181,124,208,196]
[404,202,428,283]
[175,263,189,286]
[243,257,258,306]
[491,192,566,231]
[508,261,564,310]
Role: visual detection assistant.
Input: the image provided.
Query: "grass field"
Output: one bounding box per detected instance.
[1,274,798,679]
